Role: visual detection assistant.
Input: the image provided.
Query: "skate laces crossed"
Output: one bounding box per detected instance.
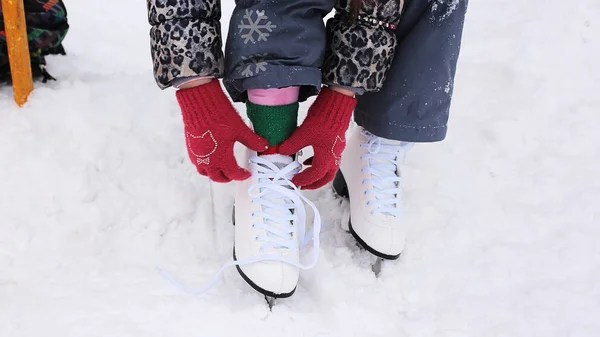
[360,130,414,217]
[157,155,322,295]
[250,156,306,253]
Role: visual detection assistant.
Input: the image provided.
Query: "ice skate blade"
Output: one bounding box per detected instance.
[265,296,276,310]
[332,170,349,199]
[340,211,350,232]
[371,258,383,277]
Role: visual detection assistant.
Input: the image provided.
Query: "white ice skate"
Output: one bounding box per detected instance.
[333,127,413,260]
[234,151,320,298]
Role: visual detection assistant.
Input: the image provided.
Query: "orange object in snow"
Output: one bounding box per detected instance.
[2,0,34,107]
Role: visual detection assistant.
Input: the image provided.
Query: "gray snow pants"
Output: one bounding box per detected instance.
[223,0,332,103]
[223,0,468,143]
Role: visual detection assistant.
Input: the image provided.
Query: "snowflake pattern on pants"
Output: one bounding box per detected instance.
[236,54,269,77]
[238,9,276,44]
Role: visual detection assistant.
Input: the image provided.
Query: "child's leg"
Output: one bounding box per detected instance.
[248,88,300,107]
[355,0,468,143]
[247,87,300,153]
[223,0,334,299]
[224,0,333,153]
[223,0,333,103]
[332,0,469,261]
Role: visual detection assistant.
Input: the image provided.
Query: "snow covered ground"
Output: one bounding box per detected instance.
[1,0,599,336]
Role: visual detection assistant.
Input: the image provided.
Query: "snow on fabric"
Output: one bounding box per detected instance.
[1,0,600,336]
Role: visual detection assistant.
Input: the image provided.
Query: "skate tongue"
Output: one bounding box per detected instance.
[260,153,293,169]
[257,154,296,192]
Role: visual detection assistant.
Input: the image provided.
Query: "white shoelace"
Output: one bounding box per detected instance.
[249,156,303,253]
[360,130,414,217]
[157,155,321,295]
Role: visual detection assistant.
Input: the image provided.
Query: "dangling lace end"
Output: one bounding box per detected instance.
[156,267,213,295]
[155,261,234,296]
[157,156,324,296]
[156,252,322,296]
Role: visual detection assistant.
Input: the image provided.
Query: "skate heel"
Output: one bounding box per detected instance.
[332,170,349,199]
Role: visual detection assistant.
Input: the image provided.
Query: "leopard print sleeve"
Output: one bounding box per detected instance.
[147,0,225,89]
[323,0,404,92]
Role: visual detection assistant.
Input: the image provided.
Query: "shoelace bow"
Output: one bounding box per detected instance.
[157,156,322,295]
[360,130,414,217]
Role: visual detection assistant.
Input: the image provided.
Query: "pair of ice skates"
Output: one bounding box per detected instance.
[232,127,413,298]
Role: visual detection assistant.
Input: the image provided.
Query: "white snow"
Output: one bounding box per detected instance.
[431,0,460,22]
[1,0,600,336]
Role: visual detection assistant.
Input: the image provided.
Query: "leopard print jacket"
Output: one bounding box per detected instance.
[147,0,403,91]
[147,0,225,89]
[323,0,405,92]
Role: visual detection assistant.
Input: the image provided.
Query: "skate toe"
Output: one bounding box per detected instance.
[237,261,299,298]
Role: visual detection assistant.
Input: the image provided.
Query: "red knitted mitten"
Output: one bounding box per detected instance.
[176,81,269,182]
[279,88,357,189]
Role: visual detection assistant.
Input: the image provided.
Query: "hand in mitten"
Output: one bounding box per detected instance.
[176,81,269,183]
[279,88,357,189]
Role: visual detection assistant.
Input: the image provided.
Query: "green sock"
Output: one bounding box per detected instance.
[246,102,299,147]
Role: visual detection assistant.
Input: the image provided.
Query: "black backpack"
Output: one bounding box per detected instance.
[0,0,69,83]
